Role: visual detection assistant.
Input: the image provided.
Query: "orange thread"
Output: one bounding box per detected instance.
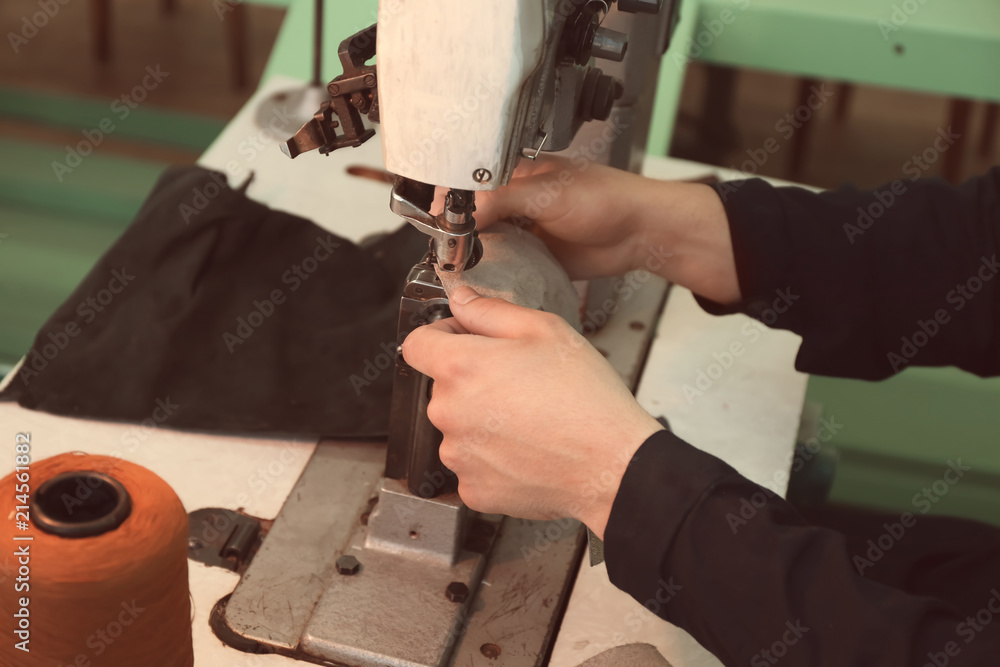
[0,453,193,667]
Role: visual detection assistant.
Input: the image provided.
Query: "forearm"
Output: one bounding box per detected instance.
[605,430,1000,666]
[632,170,1000,380]
[627,180,741,305]
[696,171,1000,380]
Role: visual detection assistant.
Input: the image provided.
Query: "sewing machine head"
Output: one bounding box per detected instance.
[283,0,664,274]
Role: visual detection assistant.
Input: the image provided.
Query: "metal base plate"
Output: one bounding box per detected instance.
[218,441,584,666]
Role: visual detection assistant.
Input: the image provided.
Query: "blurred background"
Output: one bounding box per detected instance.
[1,0,998,525]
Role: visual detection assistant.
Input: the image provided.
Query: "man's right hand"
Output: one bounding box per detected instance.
[474,156,742,306]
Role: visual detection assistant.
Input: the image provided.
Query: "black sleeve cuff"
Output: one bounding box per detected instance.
[604,429,737,600]
[703,179,794,320]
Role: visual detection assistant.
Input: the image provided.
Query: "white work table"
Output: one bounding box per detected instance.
[0,77,808,667]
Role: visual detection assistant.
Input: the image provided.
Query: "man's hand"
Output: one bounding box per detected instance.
[402,286,663,540]
[475,157,651,280]
[475,156,742,305]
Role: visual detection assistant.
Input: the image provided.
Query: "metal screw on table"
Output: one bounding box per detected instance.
[480,643,502,659]
[336,554,360,575]
[445,582,469,603]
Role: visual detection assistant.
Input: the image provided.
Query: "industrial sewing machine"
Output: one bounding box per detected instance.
[197,2,680,665]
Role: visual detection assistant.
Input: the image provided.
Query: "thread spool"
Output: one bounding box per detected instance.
[0,453,194,667]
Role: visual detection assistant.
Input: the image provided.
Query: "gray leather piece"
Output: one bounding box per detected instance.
[576,643,673,666]
[435,221,582,331]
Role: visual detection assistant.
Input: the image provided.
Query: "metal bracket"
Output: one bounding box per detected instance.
[214,442,585,666]
[187,508,264,574]
[282,24,380,158]
[384,255,455,496]
[389,179,483,274]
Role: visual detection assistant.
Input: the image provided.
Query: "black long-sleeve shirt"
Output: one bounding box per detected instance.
[604,169,1000,666]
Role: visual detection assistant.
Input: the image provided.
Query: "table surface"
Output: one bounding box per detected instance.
[1,76,808,666]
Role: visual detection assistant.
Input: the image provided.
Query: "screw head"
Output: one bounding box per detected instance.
[473,168,492,184]
[187,537,204,552]
[328,83,341,96]
[336,554,360,575]
[445,581,469,603]
[363,74,377,88]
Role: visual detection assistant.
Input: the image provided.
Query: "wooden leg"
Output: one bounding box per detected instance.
[835,83,854,122]
[225,3,248,90]
[787,78,820,181]
[981,103,998,158]
[695,64,740,165]
[943,99,973,184]
[90,0,111,62]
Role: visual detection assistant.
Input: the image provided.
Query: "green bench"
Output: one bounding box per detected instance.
[0,138,168,372]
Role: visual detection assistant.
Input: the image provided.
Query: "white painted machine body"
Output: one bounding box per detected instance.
[377,0,546,191]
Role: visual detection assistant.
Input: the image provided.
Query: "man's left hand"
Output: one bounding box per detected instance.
[402,286,663,540]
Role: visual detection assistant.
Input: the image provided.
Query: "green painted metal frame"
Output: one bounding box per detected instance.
[818,368,1000,526]
[695,0,1000,103]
